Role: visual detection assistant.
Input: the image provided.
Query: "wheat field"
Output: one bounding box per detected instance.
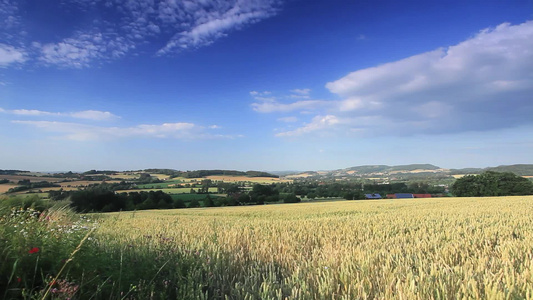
[94,196,533,299]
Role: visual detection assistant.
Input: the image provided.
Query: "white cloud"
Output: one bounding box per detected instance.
[11,109,58,116]
[157,1,280,54]
[0,43,26,67]
[69,110,119,121]
[250,91,272,96]
[290,88,311,95]
[252,99,331,113]
[277,116,298,123]
[12,120,239,141]
[1,107,119,121]
[37,33,134,68]
[269,21,533,138]
[276,115,341,137]
[1,0,282,68]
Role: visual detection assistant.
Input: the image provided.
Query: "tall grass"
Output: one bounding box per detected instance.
[1,196,533,299]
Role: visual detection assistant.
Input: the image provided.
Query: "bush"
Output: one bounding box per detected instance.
[282,194,301,203]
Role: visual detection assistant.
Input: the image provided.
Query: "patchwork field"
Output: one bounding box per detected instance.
[90,195,533,299]
[0,174,65,183]
[0,183,18,193]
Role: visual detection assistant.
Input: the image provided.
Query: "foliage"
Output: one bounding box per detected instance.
[69,188,176,212]
[452,171,533,197]
[7,181,60,193]
[282,193,301,203]
[0,206,208,299]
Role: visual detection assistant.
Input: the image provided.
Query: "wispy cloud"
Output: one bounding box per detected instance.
[69,110,120,121]
[275,115,341,137]
[290,88,311,95]
[1,107,119,121]
[36,33,134,68]
[1,0,282,68]
[262,21,533,138]
[251,89,331,113]
[252,99,330,113]
[12,120,240,141]
[277,116,298,123]
[158,1,280,54]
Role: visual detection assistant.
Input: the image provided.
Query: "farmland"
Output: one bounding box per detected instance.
[95,196,533,299]
[2,195,532,299]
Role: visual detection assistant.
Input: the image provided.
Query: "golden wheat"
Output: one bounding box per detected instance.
[94,196,533,299]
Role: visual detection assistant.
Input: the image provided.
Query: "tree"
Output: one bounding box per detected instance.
[282,194,301,203]
[188,199,200,208]
[203,195,215,207]
[452,171,533,197]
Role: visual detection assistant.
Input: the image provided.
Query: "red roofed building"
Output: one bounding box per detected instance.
[413,194,432,198]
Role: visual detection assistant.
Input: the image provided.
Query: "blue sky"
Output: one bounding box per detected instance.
[1,0,532,172]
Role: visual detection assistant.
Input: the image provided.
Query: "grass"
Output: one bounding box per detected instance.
[1,196,533,299]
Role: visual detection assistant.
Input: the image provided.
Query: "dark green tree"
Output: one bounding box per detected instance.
[452,171,533,197]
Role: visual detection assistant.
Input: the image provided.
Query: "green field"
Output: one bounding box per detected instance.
[2,196,533,299]
[135,179,186,189]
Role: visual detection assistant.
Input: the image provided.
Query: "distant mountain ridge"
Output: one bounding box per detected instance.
[283,164,533,179]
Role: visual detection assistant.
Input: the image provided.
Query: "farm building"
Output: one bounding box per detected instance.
[413,194,432,198]
[394,193,414,198]
[365,193,382,199]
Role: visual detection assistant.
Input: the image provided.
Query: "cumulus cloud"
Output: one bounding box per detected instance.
[12,120,240,141]
[0,0,282,68]
[270,21,533,137]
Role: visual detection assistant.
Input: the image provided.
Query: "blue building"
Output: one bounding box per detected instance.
[394,193,414,198]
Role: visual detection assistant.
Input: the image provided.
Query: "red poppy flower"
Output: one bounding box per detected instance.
[28,247,39,254]
[17,277,21,283]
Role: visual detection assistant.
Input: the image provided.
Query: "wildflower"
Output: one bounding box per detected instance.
[28,247,39,254]
[17,277,21,283]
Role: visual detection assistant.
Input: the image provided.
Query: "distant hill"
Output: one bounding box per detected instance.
[450,164,533,176]
[485,164,533,176]
[343,164,441,174]
[388,164,440,171]
[449,168,484,175]
[283,164,533,180]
